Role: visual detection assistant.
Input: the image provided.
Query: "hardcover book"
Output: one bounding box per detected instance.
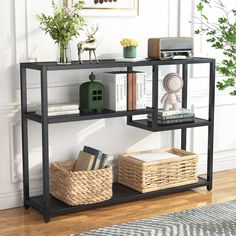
[99,153,110,169]
[103,72,127,111]
[36,109,80,116]
[36,103,79,112]
[127,72,134,110]
[156,118,195,124]
[158,108,192,117]
[148,112,195,121]
[128,72,147,110]
[136,72,147,109]
[83,146,103,170]
[74,151,95,171]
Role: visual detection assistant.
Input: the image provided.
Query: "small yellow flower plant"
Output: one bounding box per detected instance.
[120,38,139,47]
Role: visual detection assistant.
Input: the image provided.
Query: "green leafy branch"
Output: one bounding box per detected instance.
[37,0,86,47]
[195,0,236,95]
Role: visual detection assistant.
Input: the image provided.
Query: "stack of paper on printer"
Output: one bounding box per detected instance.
[129,150,179,162]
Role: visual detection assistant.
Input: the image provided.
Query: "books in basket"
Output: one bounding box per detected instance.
[83,146,103,170]
[35,103,79,116]
[129,151,180,163]
[72,146,110,171]
[74,151,95,171]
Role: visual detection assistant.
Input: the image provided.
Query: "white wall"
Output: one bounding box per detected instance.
[0,0,235,210]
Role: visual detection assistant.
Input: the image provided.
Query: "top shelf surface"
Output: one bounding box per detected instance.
[21,57,215,71]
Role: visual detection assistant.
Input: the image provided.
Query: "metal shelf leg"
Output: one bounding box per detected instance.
[20,65,30,209]
[207,60,215,191]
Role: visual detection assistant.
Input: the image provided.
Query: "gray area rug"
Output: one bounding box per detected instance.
[73,200,236,236]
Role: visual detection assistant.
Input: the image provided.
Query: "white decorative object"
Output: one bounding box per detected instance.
[77,24,99,64]
[161,73,183,111]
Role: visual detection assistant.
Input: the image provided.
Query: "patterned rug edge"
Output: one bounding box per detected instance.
[71,199,236,236]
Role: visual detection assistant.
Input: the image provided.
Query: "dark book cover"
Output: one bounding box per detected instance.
[83,146,103,170]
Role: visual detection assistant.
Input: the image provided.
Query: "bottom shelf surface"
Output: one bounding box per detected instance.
[29,177,209,218]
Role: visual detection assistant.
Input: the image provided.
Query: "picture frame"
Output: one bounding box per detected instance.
[68,0,139,16]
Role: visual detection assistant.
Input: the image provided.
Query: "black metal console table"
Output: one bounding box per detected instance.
[20,57,215,222]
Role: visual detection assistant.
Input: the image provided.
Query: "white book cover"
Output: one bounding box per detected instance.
[120,74,127,110]
[130,151,179,163]
[103,72,127,111]
[36,103,79,112]
[136,72,147,109]
[158,108,192,116]
[36,109,80,116]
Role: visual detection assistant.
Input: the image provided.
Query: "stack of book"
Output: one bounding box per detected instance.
[103,71,147,111]
[73,145,112,172]
[35,103,80,116]
[147,108,195,124]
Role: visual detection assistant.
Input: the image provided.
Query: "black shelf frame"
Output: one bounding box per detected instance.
[28,177,208,218]
[20,57,215,222]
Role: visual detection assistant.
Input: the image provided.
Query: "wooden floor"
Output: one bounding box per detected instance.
[1,169,236,236]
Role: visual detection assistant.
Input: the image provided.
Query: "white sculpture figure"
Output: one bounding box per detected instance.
[161,73,183,111]
[77,25,99,64]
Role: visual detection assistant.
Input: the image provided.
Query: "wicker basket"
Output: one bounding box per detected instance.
[118,148,198,193]
[50,160,113,206]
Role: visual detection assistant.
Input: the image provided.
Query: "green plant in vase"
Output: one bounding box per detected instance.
[37,0,86,64]
[120,38,139,58]
[195,0,236,95]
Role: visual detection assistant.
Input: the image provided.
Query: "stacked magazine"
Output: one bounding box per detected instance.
[35,103,80,116]
[147,108,195,124]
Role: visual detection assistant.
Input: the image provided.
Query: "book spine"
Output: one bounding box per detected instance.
[116,75,120,110]
[103,73,124,111]
[127,73,133,111]
[136,73,147,109]
[99,154,109,169]
[161,113,195,120]
[148,113,195,120]
[157,118,195,124]
[158,109,192,116]
[36,104,79,112]
[36,109,80,116]
[132,73,136,110]
[136,74,140,109]
[121,74,127,110]
[118,74,127,111]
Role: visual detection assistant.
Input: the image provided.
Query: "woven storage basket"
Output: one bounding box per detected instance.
[50,160,112,206]
[118,148,198,193]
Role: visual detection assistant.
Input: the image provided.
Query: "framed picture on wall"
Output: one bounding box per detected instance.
[69,0,139,16]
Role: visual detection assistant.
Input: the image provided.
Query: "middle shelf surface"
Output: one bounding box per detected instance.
[25,109,210,131]
[25,108,153,124]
